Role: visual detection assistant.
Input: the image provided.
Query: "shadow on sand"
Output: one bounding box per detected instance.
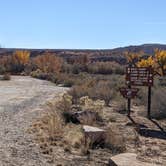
[127,116,166,140]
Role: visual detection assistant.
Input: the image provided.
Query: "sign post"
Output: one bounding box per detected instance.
[119,87,139,116]
[122,67,154,119]
[164,70,166,76]
[147,86,152,119]
[127,84,131,117]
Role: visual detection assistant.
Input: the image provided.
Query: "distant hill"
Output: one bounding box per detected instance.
[1,44,166,64]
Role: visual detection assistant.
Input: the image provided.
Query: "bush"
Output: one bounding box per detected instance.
[2,73,11,80]
[158,77,166,87]
[114,65,125,75]
[30,69,50,80]
[92,81,114,106]
[115,99,127,114]
[134,87,147,106]
[151,88,166,119]
[105,125,126,154]
[32,53,63,74]
[87,62,125,75]
[69,79,116,106]
[46,101,65,140]
[68,79,98,104]
[0,66,6,74]
[87,62,113,74]
[63,124,88,154]
[56,74,76,87]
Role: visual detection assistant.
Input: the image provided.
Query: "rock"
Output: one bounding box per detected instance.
[83,125,106,146]
[109,153,157,166]
[72,111,98,125]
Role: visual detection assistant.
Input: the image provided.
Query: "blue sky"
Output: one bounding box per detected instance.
[0,0,166,49]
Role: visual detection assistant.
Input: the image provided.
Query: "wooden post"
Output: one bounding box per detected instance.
[147,86,152,119]
[147,66,153,119]
[127,64,132,117]
[127,85,131,117]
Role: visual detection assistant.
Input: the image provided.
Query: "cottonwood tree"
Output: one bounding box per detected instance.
[32,53,63,74]
[137,49,166,76]
[0,50,30,73]
[11,50,30,73]
[125,51,142,66]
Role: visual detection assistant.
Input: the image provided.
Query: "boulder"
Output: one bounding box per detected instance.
[109,153,157,166]
[72,111,98,125]
[83,125,106,147]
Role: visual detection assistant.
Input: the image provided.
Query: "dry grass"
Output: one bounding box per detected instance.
[115,99,127,114]
[105,125,126,154]
[151,87,166,119]
[46,102,64,140]
[62,124,91,155]
[28,93,129,158]
[27,99,65,155]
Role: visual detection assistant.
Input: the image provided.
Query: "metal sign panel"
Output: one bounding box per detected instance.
[119,87,139,99]
[126,67,153,86]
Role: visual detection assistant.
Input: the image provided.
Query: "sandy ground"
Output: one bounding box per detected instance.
[0,76,165,166]
[0,76,67,166]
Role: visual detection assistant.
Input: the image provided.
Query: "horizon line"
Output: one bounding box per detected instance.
[1,43,166,51]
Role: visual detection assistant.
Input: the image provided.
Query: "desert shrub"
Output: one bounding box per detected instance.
[115,99,127,114]
[87,62,125,75]
[58,93,73,112]
[32,53,63,74]
[151,88,166,119]
[68,85,85,104]
[71,64,81,74]
[69,79,115,106]
[134,87,147,106]
[0,65,6,74]
[92,81,114,106]
[73,54,90,65]
[79,96,105,119]
[158,76,166,87]
[63,79,74,87]
[27,99,66,157]
[63,124,89,154]
[80,96,105,111]
[68,78,97,104]
[30,69,50,80]
[46,101,65,140]
[105,125,126,154]
[114,65,125,75]
[56,93,80,124]
[55,73,76,87]
[87,62,113,74]
[2,73,11,80]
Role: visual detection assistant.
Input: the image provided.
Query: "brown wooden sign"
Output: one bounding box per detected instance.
[119,87,139,99]
[126,67,153,86]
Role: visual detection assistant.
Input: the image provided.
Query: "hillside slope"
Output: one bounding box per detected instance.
[1,44,166,64]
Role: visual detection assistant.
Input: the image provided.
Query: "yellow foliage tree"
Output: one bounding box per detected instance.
[137,56,155,67]
[125,51,142,66]
[33,53,63,74]
[137,49,166,76]
[155,49,166,76]
[12,50,30,65]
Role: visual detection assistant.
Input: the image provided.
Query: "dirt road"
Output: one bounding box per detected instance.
[0,76,67,166]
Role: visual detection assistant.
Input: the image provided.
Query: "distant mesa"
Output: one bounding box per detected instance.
[1,43,166,64]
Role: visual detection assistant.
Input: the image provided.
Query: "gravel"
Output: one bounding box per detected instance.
[0,76,67,166]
